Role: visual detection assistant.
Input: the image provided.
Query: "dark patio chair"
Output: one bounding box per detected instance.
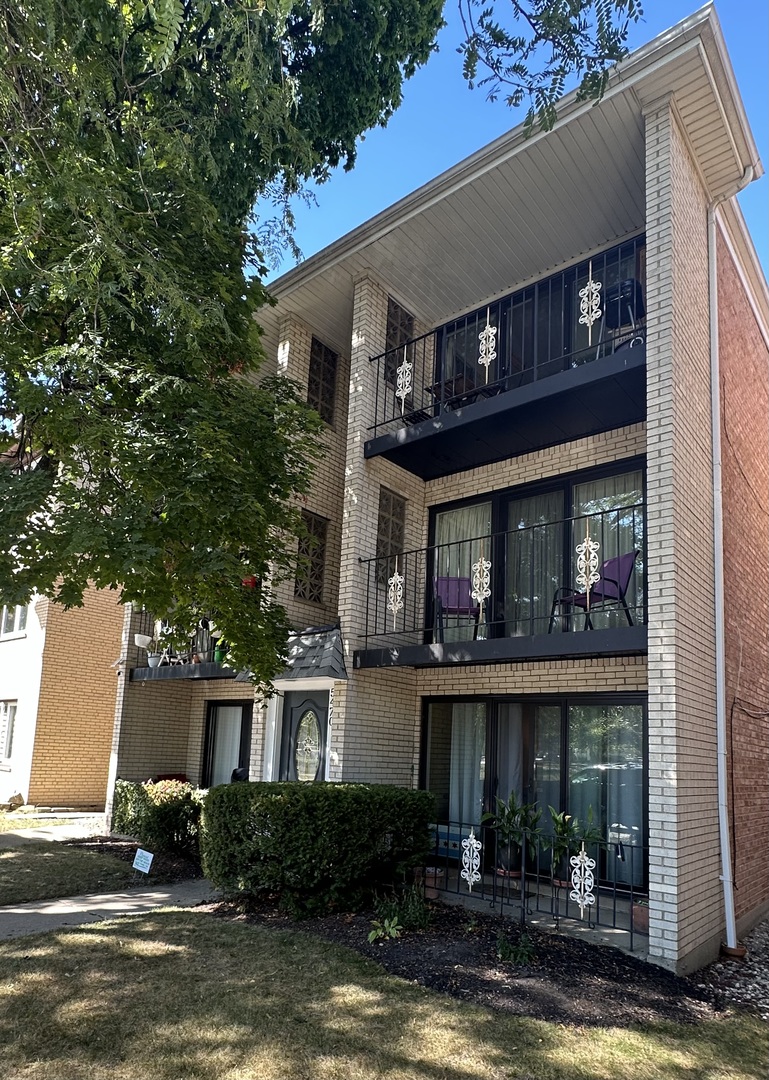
[548,550,639,632]
[434,576,481,642]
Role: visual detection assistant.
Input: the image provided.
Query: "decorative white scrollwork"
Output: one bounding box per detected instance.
[575,524,600,610]
[395,346,412,416]
[478,307,497,384]
[386,557,404,630]
[569,842,596,919]
[471,555,492,606]
[461,828,482,892]
[578,260,602,345]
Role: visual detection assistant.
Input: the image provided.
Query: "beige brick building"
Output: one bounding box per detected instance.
[0,585,124,809]
[110,8,768,973]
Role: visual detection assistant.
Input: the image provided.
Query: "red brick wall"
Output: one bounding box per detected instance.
[718,228,769,923]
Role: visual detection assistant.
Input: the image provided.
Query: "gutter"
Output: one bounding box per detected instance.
[707,164,754,950]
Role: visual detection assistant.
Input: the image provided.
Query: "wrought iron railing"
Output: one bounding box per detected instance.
[361,503,645,650]
[421,818,649,950]
[130,610,223,667]
[369,235,646,438]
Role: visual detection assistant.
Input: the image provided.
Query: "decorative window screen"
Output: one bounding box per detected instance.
[295,511,329,604]
[376,487,406,586]
[307,337,338,425]
[0,701,16,759]
[384,297,415,390]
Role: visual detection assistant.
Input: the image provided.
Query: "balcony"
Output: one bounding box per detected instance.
[355,502,646,669]
[365,237,647,480]
[128,611,236,682]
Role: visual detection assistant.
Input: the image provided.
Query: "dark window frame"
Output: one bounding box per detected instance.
[202,699,254,787]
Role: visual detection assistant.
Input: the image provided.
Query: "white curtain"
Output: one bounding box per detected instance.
[211,706,243,787]
[572,470,644,628]
[496,703,523,804]
[448,703,486,827]
[434,502,492,640]
[506,491,564,635]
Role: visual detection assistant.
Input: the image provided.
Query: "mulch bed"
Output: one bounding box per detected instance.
[59,836,739,1027]
[212,898,722,1027]
[62,835,203,886]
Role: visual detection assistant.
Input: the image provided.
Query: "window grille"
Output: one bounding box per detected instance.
[295,511,329,604]
[307,337,338,425]
[376,488,406,587]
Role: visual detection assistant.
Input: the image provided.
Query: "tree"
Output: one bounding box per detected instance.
[459,0,644,132]
[0,0,444,683]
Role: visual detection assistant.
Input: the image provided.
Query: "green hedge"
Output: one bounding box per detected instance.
[112,779,204,853]
[201,782,434,916]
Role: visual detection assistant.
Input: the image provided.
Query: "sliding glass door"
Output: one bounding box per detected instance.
[423,697,645,886]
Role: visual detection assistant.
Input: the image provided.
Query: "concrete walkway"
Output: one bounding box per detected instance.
[0,819,217,940]
[0,817,107,848]
[0,879,217,940]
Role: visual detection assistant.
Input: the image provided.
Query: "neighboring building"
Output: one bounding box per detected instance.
[0,587,124,809]
[110,6,769,973]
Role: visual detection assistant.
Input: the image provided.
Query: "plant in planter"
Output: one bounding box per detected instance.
[481,791,542,876]
[546,805,603,886]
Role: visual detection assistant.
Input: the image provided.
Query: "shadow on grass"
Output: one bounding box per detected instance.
[0,910,765,1080]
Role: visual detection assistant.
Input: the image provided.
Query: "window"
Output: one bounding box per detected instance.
[428,462,645,640]
[0,701,17,759]
[295,511,328,604]
[376,487,406,586]
[307,337,338,425]
[423,696,645,886]
[1,605,27,637]
[384,297,416,397]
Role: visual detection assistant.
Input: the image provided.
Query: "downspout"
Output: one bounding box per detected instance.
[707,165,753,950]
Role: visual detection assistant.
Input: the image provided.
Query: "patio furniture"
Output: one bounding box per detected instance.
[434,576,481,642]
[548,550,639,631]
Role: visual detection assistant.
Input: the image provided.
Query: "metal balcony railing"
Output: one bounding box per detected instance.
[361,503,645,651]
[369,235,646,438]
[421,819,649,950]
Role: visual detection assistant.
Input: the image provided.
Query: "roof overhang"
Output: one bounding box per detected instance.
[260,4,762,361]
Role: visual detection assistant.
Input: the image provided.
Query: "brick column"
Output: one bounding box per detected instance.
[645,99,720,971]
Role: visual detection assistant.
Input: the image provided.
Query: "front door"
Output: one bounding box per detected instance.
[203,701,253,787]
[279,691,329,781]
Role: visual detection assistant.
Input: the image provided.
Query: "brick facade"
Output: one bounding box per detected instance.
[717,226,769,931]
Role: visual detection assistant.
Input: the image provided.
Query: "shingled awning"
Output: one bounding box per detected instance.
[236,623,348,684]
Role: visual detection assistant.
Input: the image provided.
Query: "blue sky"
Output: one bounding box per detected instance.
[268,2,768,281]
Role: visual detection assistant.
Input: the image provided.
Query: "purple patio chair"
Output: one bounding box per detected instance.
[434,576,481,642]
[548,550,639,632]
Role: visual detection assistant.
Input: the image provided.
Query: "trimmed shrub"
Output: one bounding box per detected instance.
[112,779,203,853]
[202,782,434,916]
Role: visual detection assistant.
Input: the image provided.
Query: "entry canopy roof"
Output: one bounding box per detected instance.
[262,5,762,359]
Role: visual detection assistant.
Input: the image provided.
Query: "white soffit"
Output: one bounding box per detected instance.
[264,5,761,354]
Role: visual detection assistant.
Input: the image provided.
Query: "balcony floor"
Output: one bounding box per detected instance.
[354,625,647,669]
[364,345,646,480]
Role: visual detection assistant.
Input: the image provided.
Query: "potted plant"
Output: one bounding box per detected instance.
[546,805,602,886]
[482,791,542,876]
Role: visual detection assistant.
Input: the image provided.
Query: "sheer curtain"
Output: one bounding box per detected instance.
[449,703,486,827]
[571,470,644,629]
[434,502,492,640]
[496,703,523,803]
[211,706,243,787]
[506,491,563,635]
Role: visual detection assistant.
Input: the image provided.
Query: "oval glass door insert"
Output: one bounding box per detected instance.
[295,709,321,781]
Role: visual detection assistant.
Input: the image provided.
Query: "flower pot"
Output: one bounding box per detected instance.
[632,902,649,935]
[214,647,227,663]
[422,868,445,899]
[147,653,163,669]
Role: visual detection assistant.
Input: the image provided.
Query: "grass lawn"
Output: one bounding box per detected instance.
[0,843,135,905]
[0,910,765,1080]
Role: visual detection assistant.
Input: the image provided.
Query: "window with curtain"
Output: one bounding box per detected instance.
[505,491,564,636]
[433,501,492,640]
[571,470,644,630]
